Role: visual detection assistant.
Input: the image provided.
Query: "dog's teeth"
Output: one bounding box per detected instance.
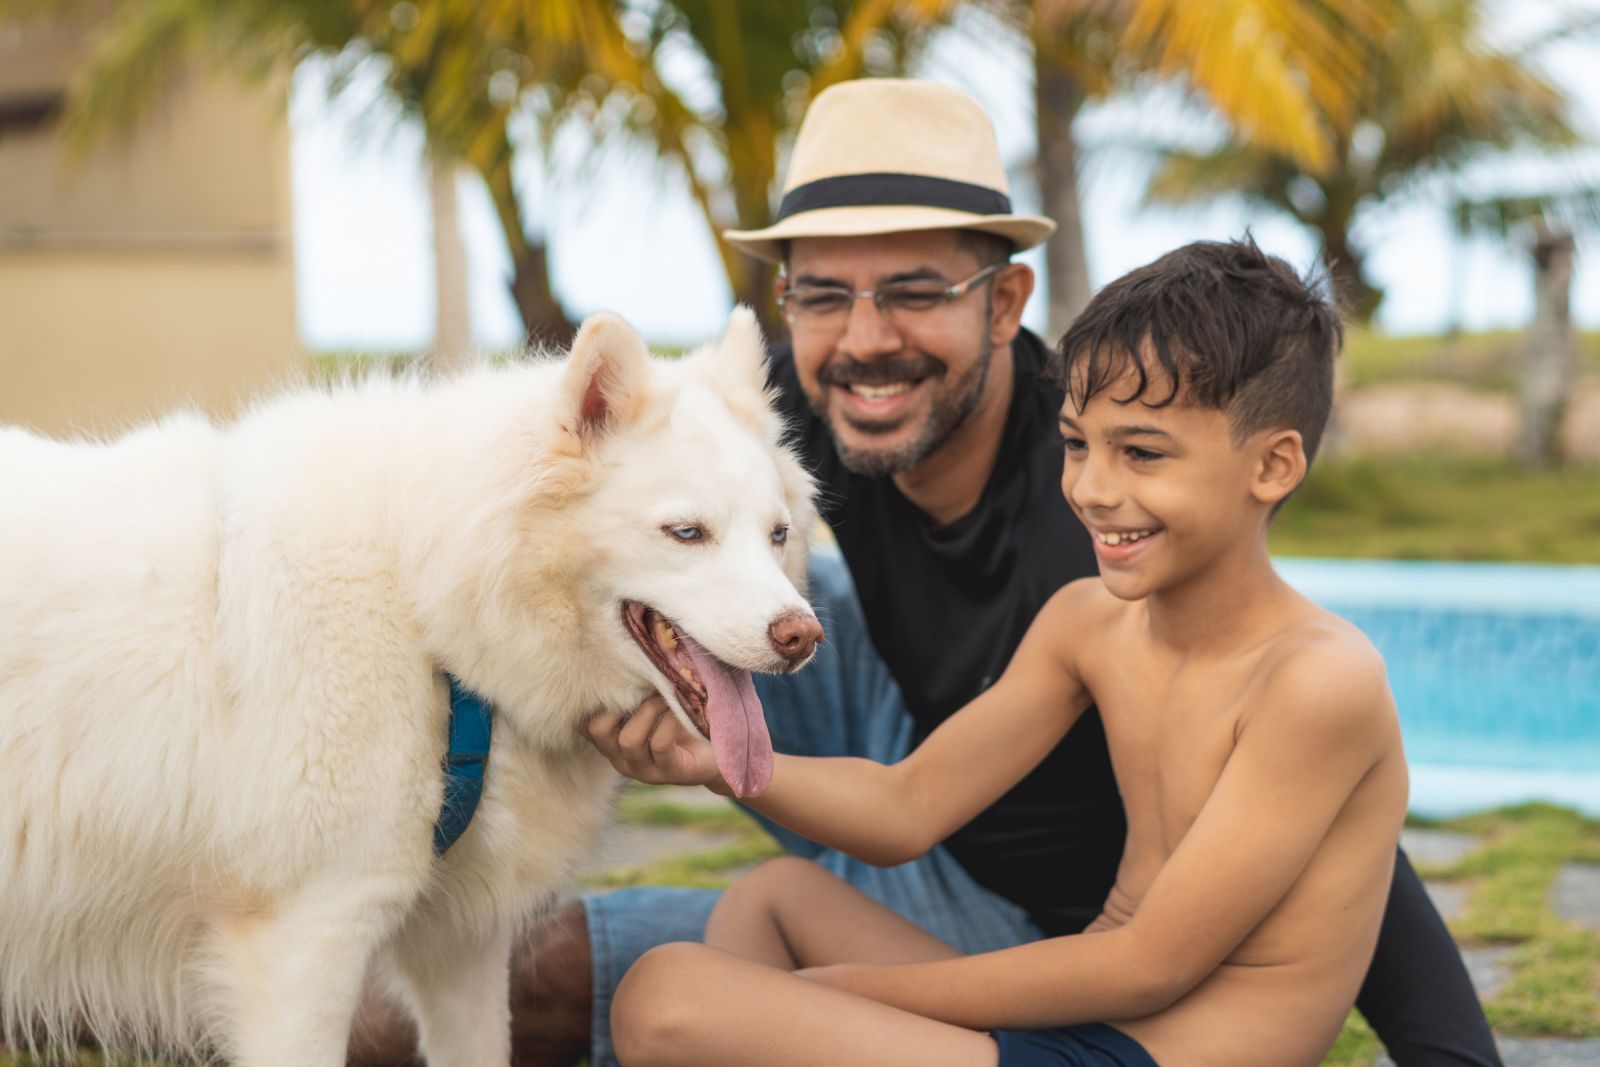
[654,619,678,650]
[679,667,694,682]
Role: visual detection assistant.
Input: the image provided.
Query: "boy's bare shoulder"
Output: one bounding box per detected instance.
[1245,605,1397,748]
[1041,576,1123,623]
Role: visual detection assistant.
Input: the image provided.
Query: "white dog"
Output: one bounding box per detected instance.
[0,309,821,1065]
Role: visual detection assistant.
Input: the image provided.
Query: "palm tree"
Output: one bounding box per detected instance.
[1451,188,1600,467]
[960,0,1397,336]
[1140,0,1584,322]
[566,0,945,334]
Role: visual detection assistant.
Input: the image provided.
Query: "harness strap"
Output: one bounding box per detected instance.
[433,674,493,856]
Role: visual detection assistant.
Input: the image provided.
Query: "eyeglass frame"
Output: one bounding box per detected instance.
[775,260,1010,331]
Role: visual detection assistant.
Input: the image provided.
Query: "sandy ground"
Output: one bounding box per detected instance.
[1332,382,1600,461]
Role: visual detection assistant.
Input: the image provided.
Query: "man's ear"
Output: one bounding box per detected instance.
[690,305,769,398]
[558,312,652,443]
[988,262,1034,348]
[1251,428,1308,507]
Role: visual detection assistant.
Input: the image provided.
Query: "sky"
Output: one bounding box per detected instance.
[289,5,1600,353]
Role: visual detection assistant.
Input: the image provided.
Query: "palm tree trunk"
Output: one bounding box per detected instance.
[427,150,473,372]
[475,125,574,348]
[1318,228,1383,324]
[1516,225,1577,468]
[1034,53,1092,341]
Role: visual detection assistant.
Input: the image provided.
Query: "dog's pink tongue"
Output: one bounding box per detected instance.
[679,635,772,798]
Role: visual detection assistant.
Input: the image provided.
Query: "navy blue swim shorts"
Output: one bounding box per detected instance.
[992,1022,1159,1067]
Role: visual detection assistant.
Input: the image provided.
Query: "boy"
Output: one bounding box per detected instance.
[586,238,1409,1067]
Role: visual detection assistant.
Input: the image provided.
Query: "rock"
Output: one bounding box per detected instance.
[1550,865,1600,932]
[1403,827,1480,867]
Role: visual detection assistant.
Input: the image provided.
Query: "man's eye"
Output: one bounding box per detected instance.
[880,288,946,313]
[1126,446,1163,462]
[792,290,851,313]
[664,524,705,542]
[1059,436,1087,453]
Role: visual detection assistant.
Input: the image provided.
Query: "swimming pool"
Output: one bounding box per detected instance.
[1276,558,1600,818]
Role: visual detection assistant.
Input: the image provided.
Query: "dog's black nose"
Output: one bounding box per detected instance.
[769,612,824,666]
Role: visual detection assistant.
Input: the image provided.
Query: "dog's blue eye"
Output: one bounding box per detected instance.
[664,524,704,543]
[771,525,789,546]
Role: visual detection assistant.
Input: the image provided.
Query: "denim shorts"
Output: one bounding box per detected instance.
[582,548,1044,1067]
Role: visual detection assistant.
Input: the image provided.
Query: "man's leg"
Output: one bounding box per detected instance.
[1356,847,1503,1067]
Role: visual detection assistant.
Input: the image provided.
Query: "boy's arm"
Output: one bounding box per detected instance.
[805,636,1404,1029]
[584,581,1098,866]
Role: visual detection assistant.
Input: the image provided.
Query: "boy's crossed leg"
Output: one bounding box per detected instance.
[614,857,998,1067]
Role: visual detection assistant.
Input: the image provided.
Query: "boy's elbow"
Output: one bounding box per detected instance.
[1124,968,1190,1016]
[1113,933,1204,1015]
[849,828,932,867]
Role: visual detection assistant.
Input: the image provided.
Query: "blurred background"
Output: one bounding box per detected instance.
[1,2,1598,1061]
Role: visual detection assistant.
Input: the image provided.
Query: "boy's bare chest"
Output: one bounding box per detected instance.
[1088,658,1257,858]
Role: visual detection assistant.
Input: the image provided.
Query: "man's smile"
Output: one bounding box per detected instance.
[831,376,929,427]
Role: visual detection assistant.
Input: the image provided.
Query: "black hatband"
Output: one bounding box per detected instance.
[774,172,1011,222]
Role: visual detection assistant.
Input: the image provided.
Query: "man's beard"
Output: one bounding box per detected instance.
[810,328,994,479]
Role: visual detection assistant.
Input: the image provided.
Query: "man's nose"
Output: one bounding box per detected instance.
[768,611,824,669]
[836,295,902,360]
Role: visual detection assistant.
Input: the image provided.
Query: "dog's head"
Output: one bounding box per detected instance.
[543,308,821,796]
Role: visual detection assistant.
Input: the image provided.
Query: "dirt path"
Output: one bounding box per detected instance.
[1334,383,1600,461]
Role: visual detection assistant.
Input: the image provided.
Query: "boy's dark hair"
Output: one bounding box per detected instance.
[1051,237,1343,466]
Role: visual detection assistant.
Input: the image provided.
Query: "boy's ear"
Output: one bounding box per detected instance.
[1251,429,1308,507]
[559,312,652,443]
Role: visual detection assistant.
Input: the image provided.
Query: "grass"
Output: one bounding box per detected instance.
[1322,803,1600,1066]
[1269,456,1600,563]
[581,788,783,891]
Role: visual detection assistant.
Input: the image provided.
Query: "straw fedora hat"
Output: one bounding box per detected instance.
[724,78,1055,263]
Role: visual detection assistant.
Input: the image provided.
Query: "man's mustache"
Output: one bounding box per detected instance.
[817,355,945,387]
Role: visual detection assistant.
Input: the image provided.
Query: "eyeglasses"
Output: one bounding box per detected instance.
[777,261,1007,337]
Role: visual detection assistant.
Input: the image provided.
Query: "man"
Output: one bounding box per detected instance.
[353,77,1500,1067]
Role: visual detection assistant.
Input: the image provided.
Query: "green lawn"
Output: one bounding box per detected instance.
[1324,804,1600,1066]
[1270,456,1600,563]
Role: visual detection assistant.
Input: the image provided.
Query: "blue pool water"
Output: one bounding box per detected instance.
[1276,559,1600,817]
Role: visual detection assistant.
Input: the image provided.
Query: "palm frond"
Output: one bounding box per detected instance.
[1144,144,1296,212]
[1114,0,1398,173]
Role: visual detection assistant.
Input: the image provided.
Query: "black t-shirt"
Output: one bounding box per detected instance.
[768,329,1124,936]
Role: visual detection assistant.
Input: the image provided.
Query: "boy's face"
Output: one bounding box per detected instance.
[1057,363,1274,601]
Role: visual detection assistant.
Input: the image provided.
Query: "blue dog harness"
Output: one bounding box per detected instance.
[433,674,494,856]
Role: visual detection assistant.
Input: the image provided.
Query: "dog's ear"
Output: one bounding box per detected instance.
[776,447,819,596]
[690,306,768,397]
[559,312,651,442]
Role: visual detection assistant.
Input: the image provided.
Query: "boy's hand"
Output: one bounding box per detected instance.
[583,695,730,794]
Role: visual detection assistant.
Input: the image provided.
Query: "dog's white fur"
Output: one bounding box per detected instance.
[0,309,816,1065]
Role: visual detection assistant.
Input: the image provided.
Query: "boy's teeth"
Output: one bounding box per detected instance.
[847,381,913,399]
[1098,529,1155,546]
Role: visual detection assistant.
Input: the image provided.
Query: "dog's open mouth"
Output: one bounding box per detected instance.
[621,601,773,798]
